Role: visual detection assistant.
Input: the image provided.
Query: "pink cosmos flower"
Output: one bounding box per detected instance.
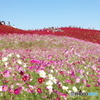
[59,93,68,98]
[82,79,87,85]
[3,70,10,77]
[27,88,34,93]
[76,77,80,83]
[66,80,71,83]
[13,77,18,81]
[2,85,8,91]
[98,57,100,62]
[9,88,13,93]
[98,79,100,83]
[97,75,100,78]
[28,66,35,70]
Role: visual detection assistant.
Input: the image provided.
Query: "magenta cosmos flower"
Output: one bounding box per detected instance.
[86,85,91,87]
[30,60,41,64]
[22,76,29,82]
[14,87,22,95]
[37,88,42,93]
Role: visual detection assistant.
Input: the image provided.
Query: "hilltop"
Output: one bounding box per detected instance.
[0,25,100,44]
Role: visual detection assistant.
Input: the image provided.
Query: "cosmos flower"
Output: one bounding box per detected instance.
[14,87,22,95]
[76,77,80,83]
[98,57,100,62]
[7,53,14,57]
[19,71,24,75]
[46,85,53,90]
[65,80,71,83]
[86,85,91,87]
[17,60,22,64]
[2,57,8,62]
[22,76,28,82]
[50,69,54,73]
[0,86,2,91]
[3,70,10,77]
[46,80,53,86]
[38,78,45,84]
[30,60,40,64]
[28,66,35,70]
[98,79,100,84]
[39,70,46,78]
[9,88,13,93]
[62,86,68,91]
[37,88,42,93]
[48,74,57,84]
[2,85,8,91]
[72,86,78,92]
[16,54,20,58]
[23,63,27,67]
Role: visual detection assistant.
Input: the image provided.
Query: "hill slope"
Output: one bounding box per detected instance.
[0,25,100,44]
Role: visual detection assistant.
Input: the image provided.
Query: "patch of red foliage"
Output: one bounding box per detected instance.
[59,27,100,44]
[0,25,100,44]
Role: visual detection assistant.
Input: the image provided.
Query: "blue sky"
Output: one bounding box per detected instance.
[0,0,100,30]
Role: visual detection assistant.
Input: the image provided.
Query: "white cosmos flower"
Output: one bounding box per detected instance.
[7,53,14,57]
[86,72,89,75]
[48,88,53,94]
[68,90,72,93]
[0,86,2,91]
[11,85,14,88]
[52,66,55,69]
[4,62,8,66]
[50,70,54,73]
[82,90,85,92]
[55,70,58,72]
[2,57,8,62]
[23,63,27,67]
[72,86,78,92]
[51,77,57,84]
[17,60,22,64]
[16,54,20,58]
[48,74,53,79]
[62,86,68,91]
[80,75,84,78]
[39,70,46,78]
[48,74,57,84]
[46,80,53,86]
[47,85,53,90]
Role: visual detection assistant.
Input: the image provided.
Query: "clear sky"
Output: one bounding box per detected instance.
[0,0,100,30]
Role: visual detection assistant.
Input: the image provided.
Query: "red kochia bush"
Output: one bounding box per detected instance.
[0,25,100,44]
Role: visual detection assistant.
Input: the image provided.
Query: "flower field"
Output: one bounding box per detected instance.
[0,32,100,100]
